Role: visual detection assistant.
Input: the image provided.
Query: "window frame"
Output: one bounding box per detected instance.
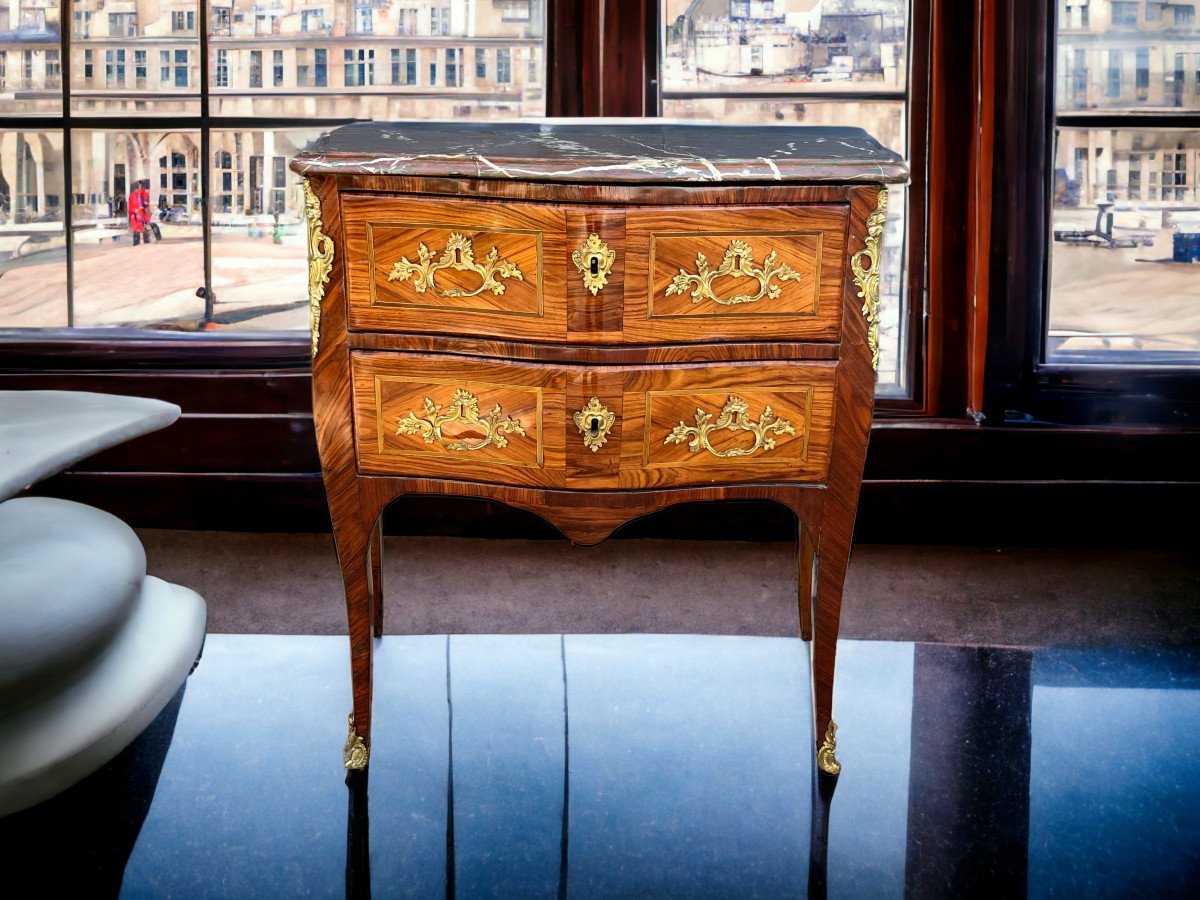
[6,0,953,424]
[984,0,1200,427]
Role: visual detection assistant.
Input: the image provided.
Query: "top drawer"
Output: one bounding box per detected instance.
[343,194,569,342]
[341,194,848,344]
[622,204,848,344]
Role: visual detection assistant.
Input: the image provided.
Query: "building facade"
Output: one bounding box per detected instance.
[1055,0,1200,208]
[0,1,543,226]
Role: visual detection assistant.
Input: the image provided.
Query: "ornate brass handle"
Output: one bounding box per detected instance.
[387,232,523,299]
[573,397,616,452]
[396,388,526,452]
[664,395,795,459]
[665,239,802,307]
[572,233,616,295]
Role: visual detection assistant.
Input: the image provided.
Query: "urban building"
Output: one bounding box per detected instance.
[1054,0,1200,207]
[0,1,543,228]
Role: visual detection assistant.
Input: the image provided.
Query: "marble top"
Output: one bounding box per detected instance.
[0,391,180,503]
[291,120,907,184]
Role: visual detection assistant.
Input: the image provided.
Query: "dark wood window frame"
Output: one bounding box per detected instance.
[3,0,1196,547]
[984,0,1200,428]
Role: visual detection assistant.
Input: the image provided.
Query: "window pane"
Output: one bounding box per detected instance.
[0,0,62,114]
[70,130,205,328]
[662,97,906,156]
[70,1,200,115]
[1048,129,1200,363]
[1049,4,1200,365]
[209,0,545,117]
[663,0,908,98]
[209,128,326,330]
[0,130,66,326]
[662,0,913,395]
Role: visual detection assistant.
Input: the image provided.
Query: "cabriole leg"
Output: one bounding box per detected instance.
[333,515,373,771]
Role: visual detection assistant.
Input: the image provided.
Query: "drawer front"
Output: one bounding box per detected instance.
[613,363,835,489]
[352,352,835,491]
[342,195,568,341]
[622,205,848,344]
[353,353,566,487]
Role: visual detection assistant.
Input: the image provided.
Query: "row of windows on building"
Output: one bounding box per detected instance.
[0,45,524,92]
[1064,145,1195,204]
[1059,46,1200,105]
[67,5,509,40]
[1061,1,1198,30]
[211,45,519,89]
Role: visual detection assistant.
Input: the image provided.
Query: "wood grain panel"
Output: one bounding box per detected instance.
[565,206,626,339]
[342,195,569,341]
[352,352,567,487]
[623,205,849,344]
[350,353,837,492]
[616,362,837,489]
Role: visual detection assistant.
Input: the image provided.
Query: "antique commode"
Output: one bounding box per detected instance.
[291,122,905,776]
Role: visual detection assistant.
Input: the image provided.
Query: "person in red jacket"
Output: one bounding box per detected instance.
[127,182,146,246]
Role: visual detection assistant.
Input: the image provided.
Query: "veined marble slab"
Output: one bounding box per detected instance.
[292,121,908,184]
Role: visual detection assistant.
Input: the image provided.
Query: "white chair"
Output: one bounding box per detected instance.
[0,391,207,816]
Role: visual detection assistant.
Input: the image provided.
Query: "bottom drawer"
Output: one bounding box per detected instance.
[351,351,836,490]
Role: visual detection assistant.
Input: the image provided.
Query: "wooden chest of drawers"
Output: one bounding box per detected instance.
[291,122,906,777]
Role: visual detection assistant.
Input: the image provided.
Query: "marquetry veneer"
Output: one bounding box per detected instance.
[291,122,907,777]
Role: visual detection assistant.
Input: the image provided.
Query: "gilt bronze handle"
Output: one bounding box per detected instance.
[396,388,526,452]
[387,232,523,299]
[665,239,802,307]
[664,395,795,459]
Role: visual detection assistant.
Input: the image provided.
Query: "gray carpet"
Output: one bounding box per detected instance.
[137,531,1200,648]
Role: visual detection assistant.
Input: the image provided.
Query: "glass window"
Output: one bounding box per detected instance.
[1110,2,1139,27]
[661,0,913,393]
[69,130,205,328]
[208,128,325,330]
[1048,6,1200,365]
[0,130,67,326]
[497,48,511,84]
[476,47,487,80]
[71,1,199,115]
[1,0,546,333]
[315,48,327,88]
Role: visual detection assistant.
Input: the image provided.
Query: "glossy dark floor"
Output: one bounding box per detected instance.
[3,633,1198,898]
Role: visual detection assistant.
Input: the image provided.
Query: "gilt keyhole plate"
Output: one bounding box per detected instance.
[572,233,616,296]
[573,397,616,452]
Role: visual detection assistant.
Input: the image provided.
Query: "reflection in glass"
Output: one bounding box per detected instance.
[0,129,66,327]
[209,0,545,118]
[662,96,907,158]
[70,0,200,115]
[1056,3,1200,112]
[662,0,908,97]
[209,128,327,329]
[70,130,205,328]
[1049,3,1200,364]
[1049,128,1200,362]
[661,1,913,393]
[0,0,62,114]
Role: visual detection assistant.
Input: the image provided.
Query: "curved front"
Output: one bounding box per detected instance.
[351,351,836,491]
